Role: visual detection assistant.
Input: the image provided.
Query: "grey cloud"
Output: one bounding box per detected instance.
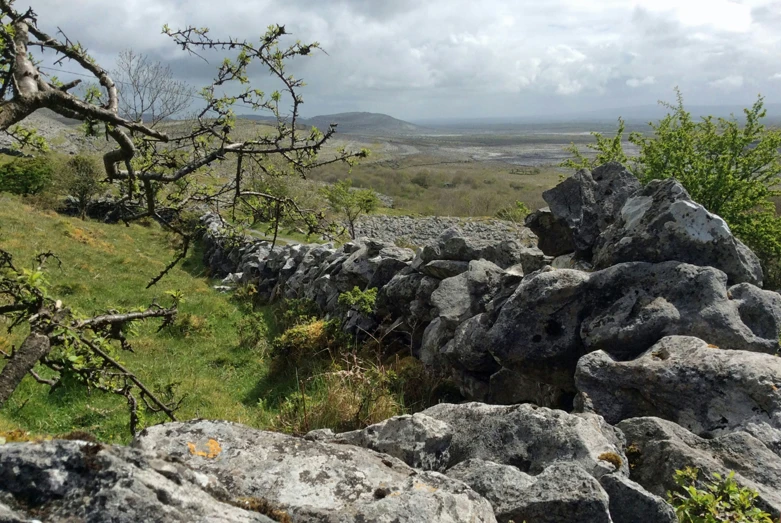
[18,0,781,119]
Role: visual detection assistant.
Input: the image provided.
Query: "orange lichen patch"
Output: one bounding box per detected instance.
[707,344,719,349]
[598,452,623,469]
[187,438,222,458]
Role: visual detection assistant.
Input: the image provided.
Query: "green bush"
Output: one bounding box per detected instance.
[0,155,54,195]
[495,200,531,223]
[338,286,377,316]
[668,467,773,523]
[563,90,781,289]
[320,179,380,239]
[60,154,103,219]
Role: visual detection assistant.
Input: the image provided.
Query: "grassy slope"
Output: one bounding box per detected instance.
[0,195,282,442]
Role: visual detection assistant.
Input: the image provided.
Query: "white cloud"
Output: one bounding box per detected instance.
[771,73,781,80]
[709,75,745,90]
[627,76,656,87]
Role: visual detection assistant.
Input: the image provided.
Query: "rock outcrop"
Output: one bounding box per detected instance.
[0,439,277,522]
[576,335,781,453]
[619,417,781,516]
[592,178,763,286]
[188,161,781,521]
[133,419,497,523]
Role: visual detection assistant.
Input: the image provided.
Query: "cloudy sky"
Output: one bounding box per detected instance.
[21,0,781,120]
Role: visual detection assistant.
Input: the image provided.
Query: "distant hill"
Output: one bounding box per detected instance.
[238,111,427,135]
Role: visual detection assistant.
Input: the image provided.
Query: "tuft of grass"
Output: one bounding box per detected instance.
[0,194,277,442]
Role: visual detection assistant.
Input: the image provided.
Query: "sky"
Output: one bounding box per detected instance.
[19,0,781,121]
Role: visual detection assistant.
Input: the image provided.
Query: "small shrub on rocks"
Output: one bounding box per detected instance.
[668,467,774,523]
[338,286,377,315]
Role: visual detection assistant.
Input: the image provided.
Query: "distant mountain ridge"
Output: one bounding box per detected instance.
[238,111,427,135]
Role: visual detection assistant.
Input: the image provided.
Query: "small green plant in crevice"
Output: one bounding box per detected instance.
[271,318,342,364]
[273,298,320,331]
[338,286,377,316]
[668,467,774,523]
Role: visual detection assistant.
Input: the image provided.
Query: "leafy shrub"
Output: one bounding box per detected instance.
[274,298,320,331]
[0,155,54,195]
[320,179,380,239]
[60,154,103,219]
[668,467,774,523]
[272,318,340,363]
[410,171,431,188]
[495,200,531,223]
[338,286,377,315]
[563,90,781,289]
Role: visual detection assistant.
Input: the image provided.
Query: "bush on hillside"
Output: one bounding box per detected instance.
[0,155,54,195]
[60,154,103,219]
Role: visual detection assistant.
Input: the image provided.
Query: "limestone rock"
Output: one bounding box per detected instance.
[576,336,781,452]
[599,473,677,523]
[446,459,534,522]
[133,419,497,523]
[582,262,781,359]
[488,267,590,388]
[543,162,641,256]
[618,417,781,516]
[0,440,274,523]
[422,402,628,477]
[419,259,470,279]
[525,206,575,257]
[593,178,763,286]
[328,413,453,472]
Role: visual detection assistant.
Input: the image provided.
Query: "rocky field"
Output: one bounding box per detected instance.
[3,162,781,522]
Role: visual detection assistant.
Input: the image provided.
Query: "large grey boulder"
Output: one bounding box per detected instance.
[327,413,453,472]
[442,313,500,374]
[619,417,781,516]
[576,336,781,452]
[0,440,275,522]
[420,227,549,270]
[599,473,677,523]
[488,260,780,393]
[593,178,763,286]
[422,402,628,477]
[446,459,534,523]
[447,459,611,523]
[431,259,507,326]
[377,271,439,326]
[454,461,611,523]
[487,368,569,408]
[133,420,497,523]
[582,262,781,359]
[543,162,641,256]
[525,206,575,257]
[489,267,590,389]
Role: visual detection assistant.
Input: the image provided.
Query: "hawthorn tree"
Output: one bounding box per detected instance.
[0,0,366,282]
[0,0,367,431]
[321,179,380,239]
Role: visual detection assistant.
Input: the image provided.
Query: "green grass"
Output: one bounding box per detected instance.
[0,194,283,442]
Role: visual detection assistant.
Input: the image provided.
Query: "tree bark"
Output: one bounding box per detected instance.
[0,332,51,408]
